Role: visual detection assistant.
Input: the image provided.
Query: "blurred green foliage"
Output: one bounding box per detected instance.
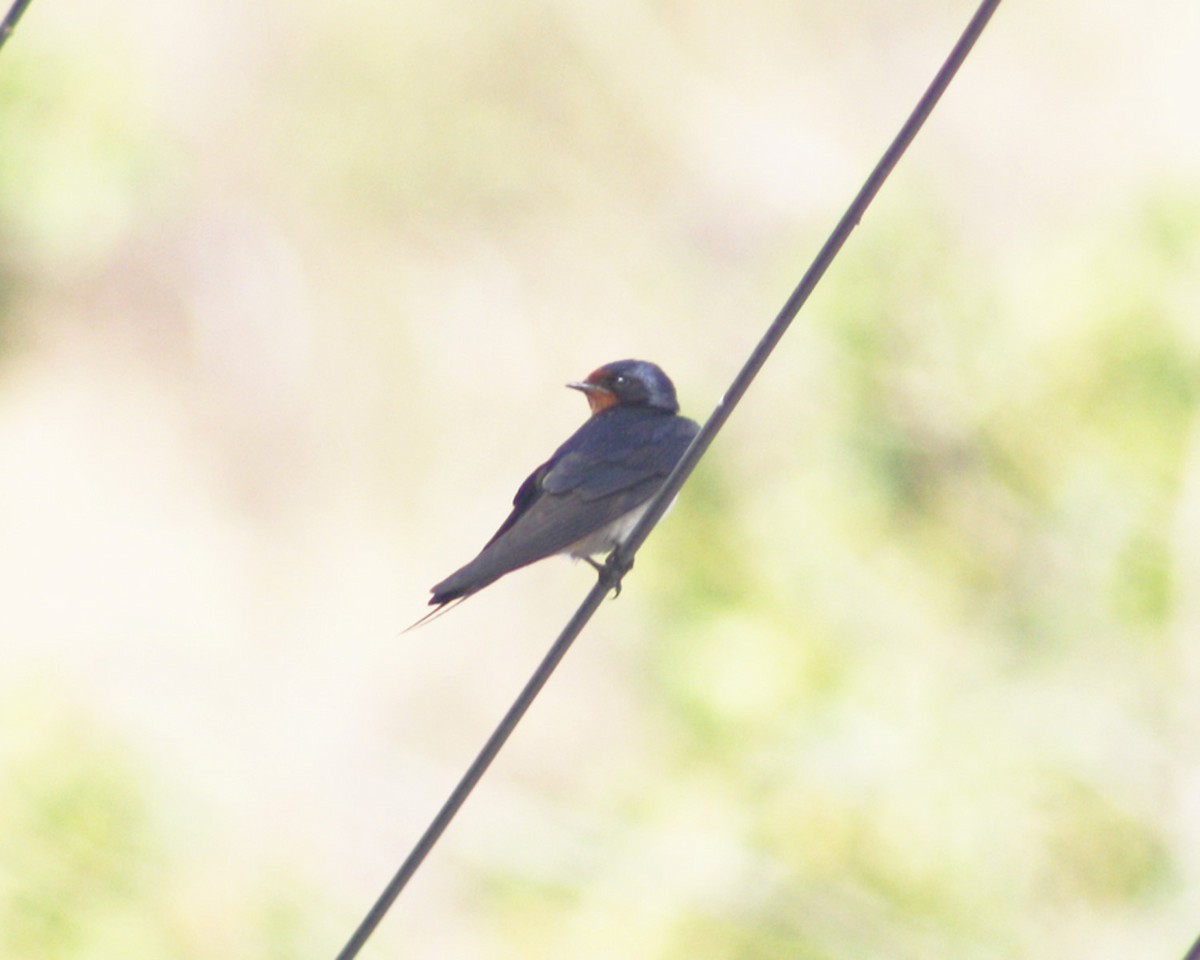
[615,190,1199,958]
[0,693,163,958]
[0,691,332,960]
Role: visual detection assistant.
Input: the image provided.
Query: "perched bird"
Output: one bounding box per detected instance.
[415,359,699,626]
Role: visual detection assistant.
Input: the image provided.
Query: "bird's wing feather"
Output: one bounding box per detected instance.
[543,414,698,497]
[480,460,553,549]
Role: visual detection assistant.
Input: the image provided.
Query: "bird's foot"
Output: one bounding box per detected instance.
[590,547,633,598]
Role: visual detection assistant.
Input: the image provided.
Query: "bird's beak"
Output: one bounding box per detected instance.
[567,379,617,414]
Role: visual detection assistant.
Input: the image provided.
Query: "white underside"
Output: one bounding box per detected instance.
[564,498,671,559]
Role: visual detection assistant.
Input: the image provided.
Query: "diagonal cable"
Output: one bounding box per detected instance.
[334,1,1003,956]
[0,0,35,54]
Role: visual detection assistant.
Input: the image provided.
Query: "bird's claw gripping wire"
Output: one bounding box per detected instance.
[585,548,634,598]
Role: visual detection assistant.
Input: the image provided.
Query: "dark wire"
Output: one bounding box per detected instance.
[0,0,35,52]
[334,1,1003,956]
[617,0,1004,563]
[335,573,619,960]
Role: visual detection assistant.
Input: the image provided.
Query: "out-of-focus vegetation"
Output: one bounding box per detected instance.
[2,1,1199,958]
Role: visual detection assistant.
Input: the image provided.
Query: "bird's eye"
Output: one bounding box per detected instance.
[611,374,627,386]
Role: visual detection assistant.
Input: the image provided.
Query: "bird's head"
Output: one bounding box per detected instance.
[567,359,681,416]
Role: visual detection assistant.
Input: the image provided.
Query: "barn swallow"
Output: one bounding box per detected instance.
[413,359,699,627]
